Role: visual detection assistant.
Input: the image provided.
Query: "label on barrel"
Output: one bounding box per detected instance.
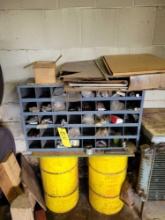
[57,127,71,147]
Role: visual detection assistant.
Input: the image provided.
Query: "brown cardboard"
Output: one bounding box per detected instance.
[21,155,46,211]
[103,54,165,77]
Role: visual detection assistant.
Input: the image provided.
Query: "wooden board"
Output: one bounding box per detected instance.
[142,108,165,143]
[128,73,165,91]
[31,145,134,157]
[104,54,165,77]
[21,155,46,211]
[0,153,22,202]
[0,153,21,186]
[69,80,128,87]
[65,86,127,92]
[10,194,34,220]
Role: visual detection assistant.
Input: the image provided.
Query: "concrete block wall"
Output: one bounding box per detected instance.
[0,0,165,152]
[153,7,165,56]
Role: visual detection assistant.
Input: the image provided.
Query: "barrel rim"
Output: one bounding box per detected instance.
[89,163,127,176]
[45,186,79,198]
[89,187,122,199]
[41,163,77,175]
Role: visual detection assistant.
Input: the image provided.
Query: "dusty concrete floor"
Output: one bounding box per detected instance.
[47,192,165,220]
[0,193,165,220]
[143,201,165,220]
[0,179,165,220]
[47,193,140,220]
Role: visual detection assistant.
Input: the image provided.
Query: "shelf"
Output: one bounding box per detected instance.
[21,96,142,102]
[25,123,139,129]
[23,110,141,116]
[18,83,144,155]
[31,147,135,157]
[26,135,137,141]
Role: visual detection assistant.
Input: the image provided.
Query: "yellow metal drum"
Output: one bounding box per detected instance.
[89,156,127,173]
[89,188,124,215]
[89,165,126,197]
[41,164,78,196]
[40,157,77,173]
[89,156,127,215]
[45,188,79,214]
[40,157,79,213]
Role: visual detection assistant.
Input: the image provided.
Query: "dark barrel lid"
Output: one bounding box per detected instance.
[0,127,16,162]
[0,67,15,161]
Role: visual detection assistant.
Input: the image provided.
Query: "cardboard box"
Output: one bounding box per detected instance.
[33,61,56,84]
[24,55,62,84]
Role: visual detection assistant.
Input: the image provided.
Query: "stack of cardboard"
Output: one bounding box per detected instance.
[25,53,165,91]
[60,59,129,91]
[103,54,165,90]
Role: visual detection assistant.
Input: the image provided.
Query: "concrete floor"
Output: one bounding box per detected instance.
[47,193,139,220]
[0,193,165,220]
[47,193,165,220]
[0,180,165,220]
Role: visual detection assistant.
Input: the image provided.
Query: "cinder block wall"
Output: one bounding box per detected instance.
[0,0,165,152]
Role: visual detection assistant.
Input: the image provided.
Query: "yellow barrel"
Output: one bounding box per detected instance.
[89,156,127,173]
[89,156,127,215]
[89,188,124,215]
[41,161,78,196]
[45,188,79,213]
[40,157,79,213]
[89,156,127,197]
[40,156,77,173]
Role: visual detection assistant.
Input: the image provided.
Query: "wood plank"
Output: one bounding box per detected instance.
[0,153,22,202]
[128,73,165,91]
[21,155,46,211]
[10,194,34,220]
[65,86,127,92]
[142,108,165,143]
[69,80,128,87]
[104,54,165,77]
[0,153,21,186]
[31,147,134,157]
[65,80,128,92]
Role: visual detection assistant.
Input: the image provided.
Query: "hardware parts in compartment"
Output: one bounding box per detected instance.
[18,84,144,156]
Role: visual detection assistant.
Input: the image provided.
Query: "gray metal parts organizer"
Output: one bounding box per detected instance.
[18,83,144,156]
